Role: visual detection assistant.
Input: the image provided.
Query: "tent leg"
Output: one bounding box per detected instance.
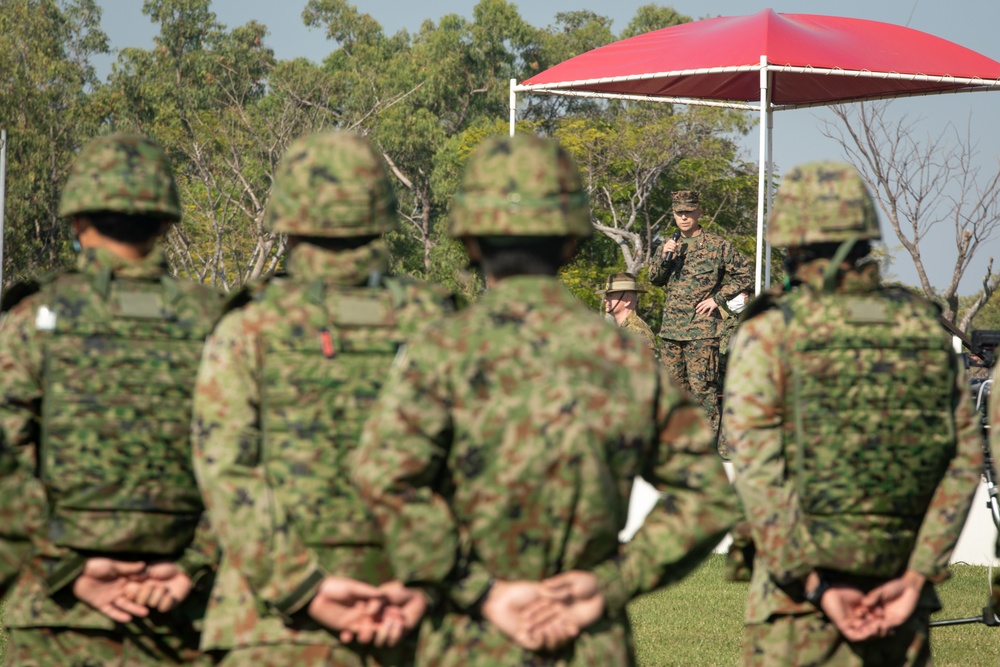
[764,102,773,290]
[754,56,770,295]
[510,79,517,137]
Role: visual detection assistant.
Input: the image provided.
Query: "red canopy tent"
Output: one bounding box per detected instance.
[510,9,1000,291]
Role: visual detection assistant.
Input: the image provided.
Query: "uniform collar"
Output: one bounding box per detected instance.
[795,258,881,294]
[74,246,169,280]
[284,239,390,285]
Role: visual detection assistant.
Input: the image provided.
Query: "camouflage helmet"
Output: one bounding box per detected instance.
[448,134,592,238]
[768,161,881,247]
[58,133,181,221]
[266,130,398,237]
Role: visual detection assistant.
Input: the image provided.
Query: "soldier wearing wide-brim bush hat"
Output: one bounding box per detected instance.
[354,134,737,667]
[0,132,221,665]
[191,129,456,666]
[597,272,666,365]
[724,160,981,666]
[595,272,648,295]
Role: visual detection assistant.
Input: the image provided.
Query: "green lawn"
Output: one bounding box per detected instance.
[629,556,1000,666]
[1,557,996,665]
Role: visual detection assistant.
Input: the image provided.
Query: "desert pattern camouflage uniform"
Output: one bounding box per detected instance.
[0,134,220,667]
[191,130,456,667]
[725,162,982,667]
[0,248,220,667]
[353,134,738,667]
[648,230,752,435]
[619,310,666,363]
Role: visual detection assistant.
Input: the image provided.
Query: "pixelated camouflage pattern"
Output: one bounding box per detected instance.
[768,161,881,247]
[353,275,738,666]
[448,135,592,238]
[58,133,182,221]
[33,258,218,555]
[191,240,456,654]
[648,230,753,341]
[265,131,399,237]
[742,609,931,667]
[724,258,982,624]
[671,190,699,212]
[660,338,721,440]
[0,247,219,656]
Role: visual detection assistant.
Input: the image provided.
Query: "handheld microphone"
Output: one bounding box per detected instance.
[663,229,682,262]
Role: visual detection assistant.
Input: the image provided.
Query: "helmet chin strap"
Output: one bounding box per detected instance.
[822,234,860,292]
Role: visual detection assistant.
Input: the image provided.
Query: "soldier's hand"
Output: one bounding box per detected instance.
[695,297,720,316]
[122,562,193,613]
[73,557,150,623]
[661,239,680,257]
[307,576,386,644]
[819,585,883,642]
[539,570,605,632]
[378,581,427,636]
[859,570,926,636]
[482,580,579,652]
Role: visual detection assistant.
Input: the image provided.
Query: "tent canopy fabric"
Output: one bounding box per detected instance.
[520,9,1000,109]
[513,9,1000,292]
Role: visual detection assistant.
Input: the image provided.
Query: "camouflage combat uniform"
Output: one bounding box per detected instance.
[353,135,738,667]
[0,135,220,666]
[989,366,1000,613]
[620,310,665,361]
[724,162,983,667]
[648,214,752,437]
[191,131,455,667]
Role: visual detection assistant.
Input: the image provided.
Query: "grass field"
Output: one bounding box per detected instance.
[0,556,996,664]
[629,555,1000,666]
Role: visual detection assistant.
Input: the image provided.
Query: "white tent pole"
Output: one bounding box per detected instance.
[764,89,774,290]
[509,79,517,137]
[754,55,768,295]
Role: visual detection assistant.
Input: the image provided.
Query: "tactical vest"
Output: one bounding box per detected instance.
[35,270,218,554]
[256,277,408,554]
[781,287,957,578]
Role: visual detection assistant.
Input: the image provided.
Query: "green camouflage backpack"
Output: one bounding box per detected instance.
[247,273,454,581]
[780,286,957,577]
[30,270,219,554]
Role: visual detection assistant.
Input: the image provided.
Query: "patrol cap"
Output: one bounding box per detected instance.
[448,134,592,238]
[596,272,647,295]
[58,134,181,221]
[671,190,699,212]
[266,130,399,237]
[769,161,881,247]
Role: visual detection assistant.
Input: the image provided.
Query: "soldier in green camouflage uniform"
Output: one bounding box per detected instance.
[989,365,1000,617]
[724,161,983,666]
[191,130,454,667]
[352,134,738,667]
[597,272,666,363]
[0,134,221,666]
[649,190,752,441]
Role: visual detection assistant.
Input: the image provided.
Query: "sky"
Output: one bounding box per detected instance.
[91,0,1000,296]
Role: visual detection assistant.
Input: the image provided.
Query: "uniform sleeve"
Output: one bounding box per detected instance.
[647,253,675,287]
[906,355,984,581]
[712,240,754,307]
[592,370,739,615]
[0,450,45,598]
[191,311,325,619]
[724,311,817,586]
[352,342,460,596]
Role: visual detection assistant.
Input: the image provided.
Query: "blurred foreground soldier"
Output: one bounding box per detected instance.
[597,271,665,362]
[649,190,752,443]
[989,366,1000,618]
[724,161,983,666]
[353,135,737,666]
[192,130,453,666]
[0,134,221,665]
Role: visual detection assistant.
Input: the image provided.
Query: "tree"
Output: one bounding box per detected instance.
[555,104,756,274]
[0,0,108,284]
[822,101,1000,330]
